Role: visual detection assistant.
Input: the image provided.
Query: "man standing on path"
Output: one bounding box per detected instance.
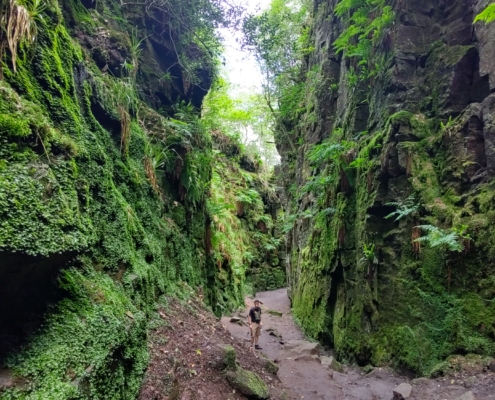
[248,299,263,349]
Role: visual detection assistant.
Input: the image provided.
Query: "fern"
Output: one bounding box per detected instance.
[307,139,355,168]
[385,195,419,222]
[314,207,336,228]
[349,156,369,169]
[359,243,378,266]
[414,225,464,252]
[236,189,260,205]
[334,0,367,17]
[333,0,394,85]
[281,213,298,233]
[474,3,495,24]
[317,207,336,217]
[300,175,335,196]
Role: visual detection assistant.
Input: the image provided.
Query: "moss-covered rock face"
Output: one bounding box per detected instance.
[222,345,272,399]
[226,368,270,399]
[262,357,279,374]
[0,0,281,395]
[207,132,286,306]
[0,0,220,398]
[277,0,495,376]
[222,345,237,371]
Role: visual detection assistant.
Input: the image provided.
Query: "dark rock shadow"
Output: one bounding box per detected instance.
[0,252,74,364]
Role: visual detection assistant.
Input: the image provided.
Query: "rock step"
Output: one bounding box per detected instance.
[455,391,475,400]
[393,383,412,400]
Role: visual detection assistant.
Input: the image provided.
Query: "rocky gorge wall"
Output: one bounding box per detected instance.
[0,1,211,398]
[209,132,286,300]
[0,0,284,397]
[277,0,495,375]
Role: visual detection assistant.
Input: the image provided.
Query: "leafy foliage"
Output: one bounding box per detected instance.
[242,0,308,105]
[0,0,45,73]
[0,0,236,397]
[307,138,355,168]
[334,0,394,87]
[385,195,419,222]
[207,141,284,299]
[414,224,470,253]
[202,77,279,165]
[242,0,309,137]
[359,243,378,266]
[122,27,147,78]
[474,3,495,24]
[127,0,244,87]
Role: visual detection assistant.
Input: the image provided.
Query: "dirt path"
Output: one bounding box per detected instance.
[139,295,291,400]
[222,288,495,400]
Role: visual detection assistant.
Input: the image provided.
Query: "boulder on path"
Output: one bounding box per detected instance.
[278,390,290,400]
[266,328,281,338]
[411,377,430,386]
[226,368,270,399]
[455,392,475,400]
[464,376,478,388]
[294,354,321,363]
[331,371,349,385]
[284,340,321,356]
[320,356,344,373]
[393,383,413,400]
[263,357,279,374]
[230,317,241,323]
[222,345,237,371]
[489,359,495,372]
[267,309,283,317]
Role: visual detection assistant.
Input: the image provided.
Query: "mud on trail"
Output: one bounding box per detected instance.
[222,288,495,400]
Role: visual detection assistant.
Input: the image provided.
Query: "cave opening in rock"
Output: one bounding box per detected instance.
[0,252,73,363]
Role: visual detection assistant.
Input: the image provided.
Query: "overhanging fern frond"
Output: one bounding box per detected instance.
[474,3,495,24]
[414,224,465,253]
[385,195,419,221]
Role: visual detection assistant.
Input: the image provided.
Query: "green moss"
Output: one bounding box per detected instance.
[226,368,269,399]
[207,143,284,312]
[222,345,237,371]
[0,114,31,137]
[388,111,432,139]
[276,0,495,377]
[427,42,475,68]
[3,270,148,399]
[0,0,220,398]
[262,357,279,374]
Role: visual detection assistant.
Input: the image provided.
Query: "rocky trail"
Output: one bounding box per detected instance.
[223,289,495,400]
[99,287,495,400]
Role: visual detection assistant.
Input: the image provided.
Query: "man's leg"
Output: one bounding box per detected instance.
[254,326,262,349]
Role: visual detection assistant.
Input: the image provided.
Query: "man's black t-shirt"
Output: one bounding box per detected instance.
[249,307,262,324]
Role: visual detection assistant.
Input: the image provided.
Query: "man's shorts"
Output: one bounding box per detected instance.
[250,323,261,338]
